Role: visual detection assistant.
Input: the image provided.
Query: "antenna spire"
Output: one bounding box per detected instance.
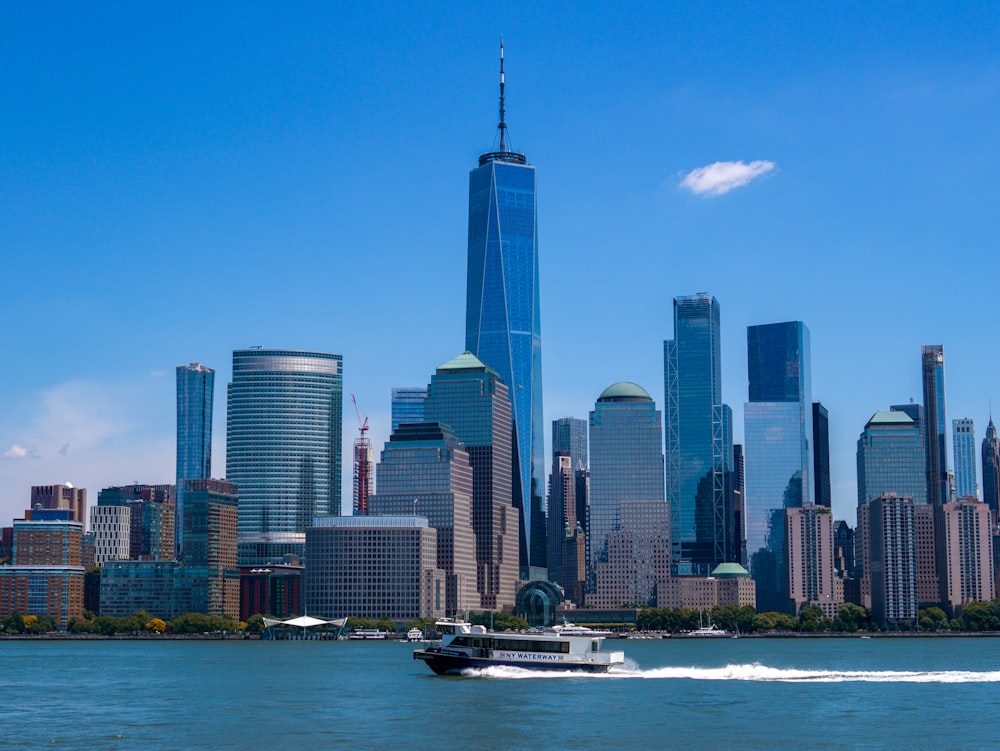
[498,38,507,152]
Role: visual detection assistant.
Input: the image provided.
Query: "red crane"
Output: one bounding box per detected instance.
[351,394,371,515]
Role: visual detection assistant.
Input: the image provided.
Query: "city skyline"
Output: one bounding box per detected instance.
[4,4,1000,528]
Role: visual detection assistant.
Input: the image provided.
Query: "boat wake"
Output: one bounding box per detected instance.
[465,662,1000,683]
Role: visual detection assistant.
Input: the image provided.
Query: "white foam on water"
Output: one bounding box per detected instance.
[464,662,1000,683]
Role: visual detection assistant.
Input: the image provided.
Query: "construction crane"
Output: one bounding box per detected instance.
[351,394,372,515]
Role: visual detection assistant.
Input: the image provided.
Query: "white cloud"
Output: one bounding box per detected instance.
[679,160,776,197]
[3,444,31,459]
[0,379,174,522]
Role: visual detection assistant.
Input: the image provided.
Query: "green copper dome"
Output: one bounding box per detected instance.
[598,382,652,402]
[711,562,751,578]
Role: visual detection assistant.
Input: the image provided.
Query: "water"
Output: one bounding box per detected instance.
[3,637,999,749]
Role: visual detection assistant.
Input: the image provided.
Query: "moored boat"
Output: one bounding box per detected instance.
[413,619,625,674]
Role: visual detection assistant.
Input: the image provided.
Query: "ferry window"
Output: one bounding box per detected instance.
[591,640,599,652]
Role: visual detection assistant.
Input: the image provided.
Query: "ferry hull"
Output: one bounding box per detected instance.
[413,648,615,675]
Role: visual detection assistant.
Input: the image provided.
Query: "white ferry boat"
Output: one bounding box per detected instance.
[349,629,388,640]
[413,619,625,674]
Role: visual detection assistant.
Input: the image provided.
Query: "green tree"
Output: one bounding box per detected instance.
[797,605,826,633]
[245,614,267,634]
[3,612,25,633]
[918,607,949,632]
[833,603,872,632]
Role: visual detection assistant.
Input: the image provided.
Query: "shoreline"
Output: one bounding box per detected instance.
[3,630,1000,641]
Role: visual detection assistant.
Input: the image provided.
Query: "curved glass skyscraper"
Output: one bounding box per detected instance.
[227,348,343,566]
[465,45,544,576]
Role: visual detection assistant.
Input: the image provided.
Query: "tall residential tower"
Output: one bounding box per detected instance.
[176,362,214,558]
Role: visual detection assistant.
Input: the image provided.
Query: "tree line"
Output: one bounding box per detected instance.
[635,601,1000,633]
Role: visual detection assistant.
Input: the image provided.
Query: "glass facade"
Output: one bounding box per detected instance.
[390,386,428,433]
[423,352,519,610]
[369,422,479,615]
[587,383,668,608]
[226,349,343,566]
[952,418,977,499]
[552,417,588,471]
[466,155,545,575]
[921,345,949,505]
[176,362,214,558]
[812,402,831,508]
[744,321,813,613]
[982,419,1000,518]
[664,294,735,575]
[857,411,928,507]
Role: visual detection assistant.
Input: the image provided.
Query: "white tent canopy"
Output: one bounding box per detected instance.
[263,615,348,629]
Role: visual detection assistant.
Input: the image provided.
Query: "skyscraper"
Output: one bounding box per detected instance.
[982,418,1000,519]
[744,321,813,613]
[664,294,734,575]
[588,383,669,608]
[552,417,588,471]
[855,410,937,610]
[952,418,977,499]
[921,345,949,505]
[812,402,832,508]
[424,352,519,610]
[227,348,343,566]
[176,362,214,557]
[465,44,544,576]
[390,387,428,433]
[369,422,479,615]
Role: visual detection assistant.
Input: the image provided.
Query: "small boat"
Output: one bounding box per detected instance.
[349,629,388,640]
[406,628,424,642]
[413,619,625,674]
[685,612,731,637]
[687,624,731,637]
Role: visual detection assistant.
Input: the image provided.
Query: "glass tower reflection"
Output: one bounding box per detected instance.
[664,294,735,575]
[744,321,813,613]
[226,349,343,566]
[176,362,214,559]
[465,47,544,576]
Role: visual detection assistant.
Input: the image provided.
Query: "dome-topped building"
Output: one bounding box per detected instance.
[597,382,652,403]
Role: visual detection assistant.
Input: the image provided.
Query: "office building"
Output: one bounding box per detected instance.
[657,563,756,610]
[833,520,856,579]
[588,383,669,608]
[182,479,240,619]
[546,452,586,604]
[227,348,343,566]
[952,418,977,500]
[940,499,995,609]
[733,444,746,566]
[552,417,588,471]
[863,493,918,627]
[390,387,428,433]
[465,45,545,575]
[983,418,1000,521]
[744,321,813,613]
[664,294,735,576]
[855,410,939,609]
[424,352,519,609]
[921,345,950,505]
[786,505,838,617]
[29,484,87,525]
[305,516,445,621]
[0,567,84,628]
[812,403,832,507]
[369,422,479,615]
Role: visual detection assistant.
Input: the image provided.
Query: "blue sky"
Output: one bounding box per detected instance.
[3,2,1000,526]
